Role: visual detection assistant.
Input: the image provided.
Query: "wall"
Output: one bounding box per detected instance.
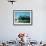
[0,0,46,42]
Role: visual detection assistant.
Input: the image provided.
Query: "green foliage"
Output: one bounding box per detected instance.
[18,16,30,23]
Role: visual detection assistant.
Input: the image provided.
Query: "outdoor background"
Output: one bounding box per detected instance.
[15,11,31,23]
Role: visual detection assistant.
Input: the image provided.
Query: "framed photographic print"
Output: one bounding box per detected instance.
[13,10,32,25]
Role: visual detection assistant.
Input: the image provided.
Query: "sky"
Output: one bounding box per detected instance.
[15,12,31,18]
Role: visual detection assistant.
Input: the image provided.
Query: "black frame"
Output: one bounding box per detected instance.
[13,10,33,25]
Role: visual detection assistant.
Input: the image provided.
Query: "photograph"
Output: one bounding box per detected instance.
[13,10,32,25]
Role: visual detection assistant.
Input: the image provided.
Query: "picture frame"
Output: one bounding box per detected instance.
[13,10,32,25]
